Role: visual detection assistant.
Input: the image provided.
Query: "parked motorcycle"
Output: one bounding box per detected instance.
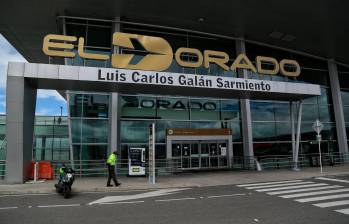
[55,168,75,199]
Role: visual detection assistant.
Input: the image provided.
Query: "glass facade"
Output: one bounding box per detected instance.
[120,94,241,160]
[68,92,109,161]
[0,115,69,162]
[245,43,338,157]
[4,16,337,176]
[33,116,69,161]
[338,66,349,148]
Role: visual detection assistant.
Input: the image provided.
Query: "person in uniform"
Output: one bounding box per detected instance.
[106,151,121,187]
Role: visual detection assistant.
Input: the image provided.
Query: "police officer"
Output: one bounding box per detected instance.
[106,151,121,187]
[58,163,67,183]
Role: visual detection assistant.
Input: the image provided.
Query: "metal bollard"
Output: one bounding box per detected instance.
[34,162,39,183]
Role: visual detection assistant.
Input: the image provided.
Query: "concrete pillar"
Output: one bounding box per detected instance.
[5,76,37,183]
[328,60,348,154]
[109,93,120,153]
[235,39,254,166]
[108,17,121,154]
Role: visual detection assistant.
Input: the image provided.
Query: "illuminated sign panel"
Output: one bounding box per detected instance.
[43,33,301,77]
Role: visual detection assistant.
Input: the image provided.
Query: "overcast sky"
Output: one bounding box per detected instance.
[0,34,67,116]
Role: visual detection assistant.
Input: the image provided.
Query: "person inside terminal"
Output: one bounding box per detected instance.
[0,1,348,184]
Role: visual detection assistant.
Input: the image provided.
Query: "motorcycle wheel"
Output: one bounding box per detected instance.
[64,186,71,199]
[55,183,63,193]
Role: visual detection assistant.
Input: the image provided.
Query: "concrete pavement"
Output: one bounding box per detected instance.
[0,165,348,195]
[1,181,349,224]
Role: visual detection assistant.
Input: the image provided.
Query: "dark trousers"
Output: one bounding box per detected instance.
[107,164,118,185]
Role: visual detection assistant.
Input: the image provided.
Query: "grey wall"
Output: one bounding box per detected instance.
[5,76,36,184]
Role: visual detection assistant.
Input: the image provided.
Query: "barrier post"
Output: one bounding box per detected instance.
[34,162,38,183]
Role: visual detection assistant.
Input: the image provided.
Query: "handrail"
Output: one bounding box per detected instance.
[1,152,348,180]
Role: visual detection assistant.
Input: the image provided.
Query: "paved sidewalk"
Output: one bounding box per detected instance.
[0,165,348,195]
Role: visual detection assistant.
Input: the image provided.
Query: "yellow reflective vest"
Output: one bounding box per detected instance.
[107,153,117,166]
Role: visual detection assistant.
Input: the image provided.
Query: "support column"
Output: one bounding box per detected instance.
[5,76,37,183]
[235,39,254,167]
[108,17,121,154]
[294,101,303,170]
[290,101,296,159]
[109,93,120,153]
[328,60,348,154]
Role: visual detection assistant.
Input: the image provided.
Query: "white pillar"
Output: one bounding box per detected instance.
[5,75,37,183]
[294,101,303,170]
[109,17,121,154]
[328,60,348,154]
[235,39,254,167]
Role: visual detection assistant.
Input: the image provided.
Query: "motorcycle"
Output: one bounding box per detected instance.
[55,168,75,199]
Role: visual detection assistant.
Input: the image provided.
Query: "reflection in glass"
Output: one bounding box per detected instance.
[251,101,274,121]
[302,104,318,122]
[341,90,349,106]
[254,143,292,156]
[121,95,156,118]
[156,121,190,143]
[252,122,276,141]
[221,100,240,121]
[190,99,220,120]
[274,103,290,121]
[157,97,189,120]
[121,120,153,143]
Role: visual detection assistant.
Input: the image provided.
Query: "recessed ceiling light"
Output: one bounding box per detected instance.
[198,18,204,22]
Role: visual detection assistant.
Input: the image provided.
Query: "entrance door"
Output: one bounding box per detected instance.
[171,140,228,170]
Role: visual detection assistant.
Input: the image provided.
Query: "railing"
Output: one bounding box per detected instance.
[232,152,349,170]
[0,160,5,180]
[50,158,182,178]
[1,152,345,180]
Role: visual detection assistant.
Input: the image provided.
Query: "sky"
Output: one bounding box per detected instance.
[0,34,67,116]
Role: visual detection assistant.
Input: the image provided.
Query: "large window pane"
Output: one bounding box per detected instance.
[251,101,274,121]
[81,119,108,143]
[190,99,220,120]
[69,93,109,118]
[318,87,332,105]
[319,105,334,122]
[121,95,156,119]
[252,122,276,141]
[71,119,82,143]
[121,120,153,143]
[254,143,292,157]
[156,121,190,143]
[301,123,315,140]
[302,104,319,122]
[275,122,291,141]
[344,106,349,123]
[34,125,54,136]
[69,93,84,117]
[53,125,69,135]
[73,145,108,160]
[341,89,349,106]
[221,100,240,121]
[228,121,242,142]
[191,121,221,129]
[157,97,189,120]
[82,94,109,118]
[322,123,337,141]
[274,103,290,121]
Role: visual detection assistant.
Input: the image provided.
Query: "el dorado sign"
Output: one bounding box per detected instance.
[43,32,301,77]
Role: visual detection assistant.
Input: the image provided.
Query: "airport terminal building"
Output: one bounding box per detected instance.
[1,1,349,183]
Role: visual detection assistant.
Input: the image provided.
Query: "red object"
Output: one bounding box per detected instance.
[29,161,54,180]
